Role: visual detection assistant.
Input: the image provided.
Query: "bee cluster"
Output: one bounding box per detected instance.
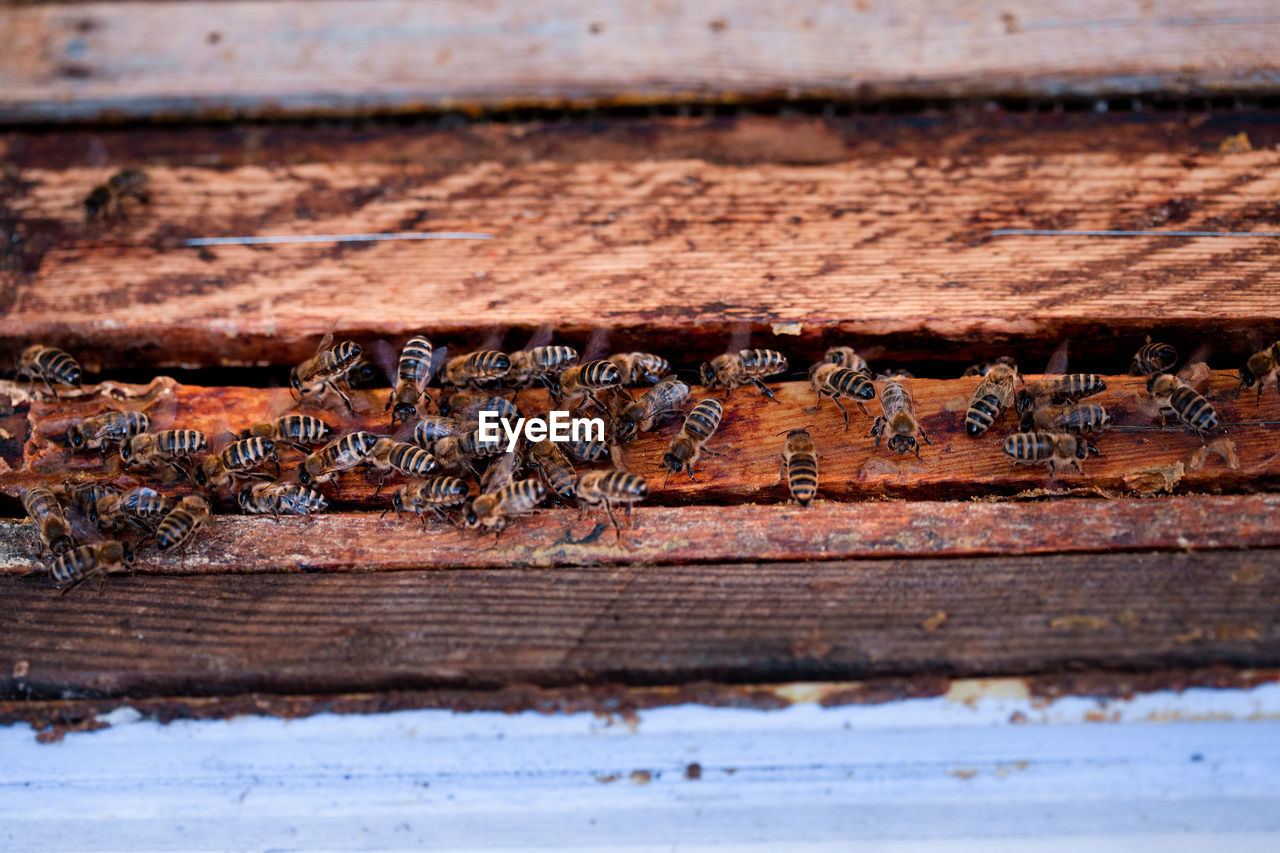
[13,331,1279,594]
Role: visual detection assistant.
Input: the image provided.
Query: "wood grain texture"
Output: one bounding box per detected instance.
[3,549,1278,699]
[5,147,1280,371]
[6,1,1280,122]
[3,371,1277,509]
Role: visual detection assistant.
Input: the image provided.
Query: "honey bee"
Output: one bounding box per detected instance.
[290,330,362,412]
[443,350,511,389]
[700,349,789,400]
[508,345,579,389]
[50,541,135,595]
[16,345,81,397]
[964,361,1019,437]
[368,438,437,493]
[662,398,723,483]
[238,481,329,519]
[23,486,74,557]
[1147,373,1220,435]
[961,355,1017,378]
[156,495,212,558]
[481,449,526,496]
[607,352,672,386]
[67,410,150,451]
[808,362,875,428]
[527,439,576,500]
[780,428,818,506]
[387,476,471,526]
[1015,374,1107,415]
[1003,431,1098,475]
[386,335,437,424]
[613,377,690,443]
[412,415,461,449]
[1019,403,1111,435]
[870,378,932,458]
[432,428,504,475]
[93,486,172,532]
[195,437,278,491]
[1131,337,1179,377]
[1238,341,1280,404]
[120,429,208,478]
[566,436,610,464]
[554,360,621,410]
[438,392,519,424]
[464,478,547,533]
[297,431,380,486]
[61,481,120,520]
[83,168,149,222]
[243,414,333,453]
[575,470,648,538]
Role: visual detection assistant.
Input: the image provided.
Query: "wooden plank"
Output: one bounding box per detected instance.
[3,549,1278,698]
[5,147,1280,371]
[3,371,1277,509]
[6,1,1280,123]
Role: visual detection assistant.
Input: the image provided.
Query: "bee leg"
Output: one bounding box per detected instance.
[918,426,934,445]
[1071,459,1084,475]
[854,400,872,419]
[830,397,850,430]
[750,377,779,402]
[870,417,886,447]
[373,474,387,497]
[328,381,355,413]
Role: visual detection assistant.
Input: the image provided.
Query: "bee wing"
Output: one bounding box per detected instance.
[1043,340,1070,377]
[368,338,400,386]
[582,328,611,361]
[1182,342,1213,371]
[429,345,450,381]
[479,327,506,352]
[523,323,555,352]
[313,323,337,357]
[726,321,751,355]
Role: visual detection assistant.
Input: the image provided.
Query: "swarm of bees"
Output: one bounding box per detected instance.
[13,327,1273,594]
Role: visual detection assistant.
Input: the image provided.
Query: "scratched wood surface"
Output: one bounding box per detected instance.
[6,1,1280,123]
[4,143,1280,371]
[3,549,1278,699]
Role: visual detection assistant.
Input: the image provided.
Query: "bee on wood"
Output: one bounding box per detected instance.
[297,431,380,486]
[438,392,519,425]
[94,486,173,533]
[464,477,547,533]
[195,437,278,491]
[481,449,526,496]
[575,470,648,538]
[1003,431,1098,475]
[83,168,149,222]
[243,414,332,453]
[432,428,504,475]
[554,360,621,410]
[566,436,610,464]
[527,439,576,501]
[238,481,329,519]
[613,377,690,444]
[50,541,135,595]
[662,398,723,483]
[386,335,437,425]
[508,345,579,390]
[808,362,875,429]
[700,349,789,400]
[156,495,212,558]
[871,378,932,458]
[824,346,872,375]
[608,352,672,387]
[387,476,471,527]
[964,361,1019,437]
[1147,373,1220,435]
[962,355,1017,378]
[61,481,120,521]
[23,486,74,557]
[412,415,461,450]
[16,345,81,397]
[1238,341,1280,404]
[1015,374,1107,416]
[780,428,818,506]
[67,410,150,451]
[1131,337,1179,377]
[120,429,208,479]
[443,350,511,389]
[1019,403,1111,435]
[368,437,437,493]
[290,330,362,412]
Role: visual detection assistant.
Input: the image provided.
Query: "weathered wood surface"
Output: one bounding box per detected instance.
[4,145,1280,371]
[6,1,1280,123]
[5,494,1280,575]
[3,371,1276,507]
[3,549,1278,699]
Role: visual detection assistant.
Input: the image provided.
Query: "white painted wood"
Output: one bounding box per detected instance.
[2,681,1279,850]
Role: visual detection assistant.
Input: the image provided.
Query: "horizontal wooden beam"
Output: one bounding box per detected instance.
[5,1,1280,123]
[3,549,1278,699]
